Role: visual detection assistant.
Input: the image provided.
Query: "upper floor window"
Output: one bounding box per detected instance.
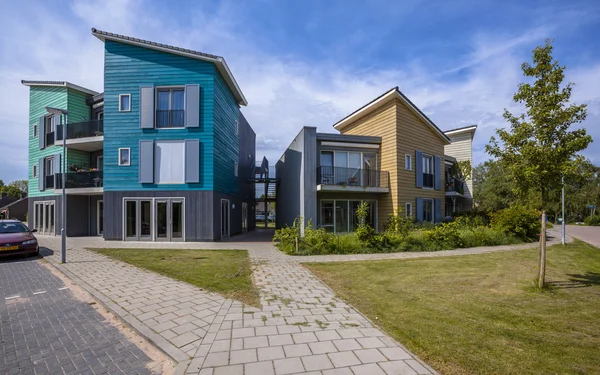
[45,116,55,133]
[119,148,131,166]
[154,141,185,183]
[405,154,412,170]
[45,157,55,176]
[33,124,38,138]
[156,88,184,128]
[422,154,434,188]
[119,94,131,112]
[33,165,37,178]
[235,120,239,136]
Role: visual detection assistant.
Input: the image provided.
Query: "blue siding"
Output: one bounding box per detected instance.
[103,40,216,191]
[213,71,240,195]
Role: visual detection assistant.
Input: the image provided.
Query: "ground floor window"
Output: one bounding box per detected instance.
[423,198,434,223]
[33,200,55,236]
[320,199,376,233]
[124,198,184,241]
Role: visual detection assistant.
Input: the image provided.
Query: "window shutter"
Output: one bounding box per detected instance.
[435,198,442,223]
[39,116,45,149]
[39,158,44,191]
[185,139,200,183]
[434,156,441,190]
[416,197,423,221]
[415,150,423,188]
[139,86,155,129]
[139,140,154,183]
[53,154,61,188]
[185,84,200,128]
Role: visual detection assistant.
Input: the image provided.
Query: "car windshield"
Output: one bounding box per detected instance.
[0,222,29,234]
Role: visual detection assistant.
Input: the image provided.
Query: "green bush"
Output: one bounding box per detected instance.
[423,222,465,249]
[490,206,540,241]
[452,211,491,226]
[584,214,600,226]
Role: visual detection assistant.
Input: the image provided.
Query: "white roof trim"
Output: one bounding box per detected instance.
[320,141,380,149]
[333,88,450,144]
[444,126,477,136]
[92,31,248,106]
[21,81,99,96]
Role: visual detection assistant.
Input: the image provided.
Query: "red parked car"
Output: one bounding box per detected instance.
[0,220,39,258]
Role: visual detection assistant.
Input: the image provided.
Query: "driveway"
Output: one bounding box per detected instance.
[0,254,163,375]
[566,225,600,248]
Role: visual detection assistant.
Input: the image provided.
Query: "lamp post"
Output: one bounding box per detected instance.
[46,107,68,263]
[562,175,565,245]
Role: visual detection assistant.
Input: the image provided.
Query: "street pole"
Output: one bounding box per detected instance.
[562,175,565,246]
[61,113,67,263]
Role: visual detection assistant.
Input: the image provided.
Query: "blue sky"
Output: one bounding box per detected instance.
[1,0,599,183]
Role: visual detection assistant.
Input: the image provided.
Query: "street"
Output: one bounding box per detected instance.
[0,253,160,375]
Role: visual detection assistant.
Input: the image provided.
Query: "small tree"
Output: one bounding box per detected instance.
[486,39,592,288]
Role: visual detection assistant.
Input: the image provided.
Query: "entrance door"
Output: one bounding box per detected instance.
[97,201,103,235]
[242,202,248,233]
[156,200,169,241]
[34,201,55,235]
[124,198,183,241]
[221,199,230,239]
[155,199,184,242]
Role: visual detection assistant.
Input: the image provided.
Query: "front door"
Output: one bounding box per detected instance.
[221,199,230,239]
[125,199,154,241]
[155,199,184,242]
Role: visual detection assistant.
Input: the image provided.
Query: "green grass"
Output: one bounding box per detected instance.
[92,248,260,307]
[306,241,600,375]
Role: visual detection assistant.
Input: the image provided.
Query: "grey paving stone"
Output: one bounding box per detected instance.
[354,349,387,364]
[274,357,304,375]
[315,330,342,342]
[229,349,257,365]
[292,332,318,344]
[351,363,387,375]
[308,341,338,355]
[204,352,229,367]
[322,368,354,375]
[258,346,286,361]
[327,351,361,368]
[300,354,334,371]
[332,339,361,351]
[244,336,269,349]
[213,364,244,375]
[405,359,431,374]
[379,347,412,361]
[245,360,275,375]
[269,334,294,346]
[378,360,419,375]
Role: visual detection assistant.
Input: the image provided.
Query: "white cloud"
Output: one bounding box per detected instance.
[0,0,598,184]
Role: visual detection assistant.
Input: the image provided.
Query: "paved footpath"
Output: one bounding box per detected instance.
[0,256,158,375]
[565,225,600,248]
[39,235,438,375]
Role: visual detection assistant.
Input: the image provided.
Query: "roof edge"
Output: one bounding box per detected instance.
[444,125,477,136]
[21,80,99,96]
[91,28,248,106]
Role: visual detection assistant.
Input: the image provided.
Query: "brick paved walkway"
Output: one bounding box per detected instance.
[38,235,437,375]
[0,257,157,375]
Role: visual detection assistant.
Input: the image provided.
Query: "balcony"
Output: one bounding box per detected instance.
[446,177,465,196]
[46,132,55,146]
[317,166,389,193]
[55,120,103,152]
[156,110,185,128]
[423,173,434,189]
[54,171,103,194]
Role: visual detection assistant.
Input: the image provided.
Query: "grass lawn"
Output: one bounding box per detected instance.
[93,249,260,307]
[306,241,600,375]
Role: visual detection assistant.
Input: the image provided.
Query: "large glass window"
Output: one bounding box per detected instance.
[335,201,348,233]
[156,88,185,128]
[155,141,185,183]
[321,200,376,233]
[422,154,434,188]
[423,199,434,223]
[126,201,137,238]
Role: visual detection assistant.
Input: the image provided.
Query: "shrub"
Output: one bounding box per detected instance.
[452,211,491,226]
[422,221,465,249]
[490,206,540,241]
[459,227,522,247]
[584,214,600,226]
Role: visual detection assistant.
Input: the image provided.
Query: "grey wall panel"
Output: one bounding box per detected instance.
[185,139,200,183]
[139,86,154,128]
[275,127,306,230]
[139,140,154,183]
[89,195,102,235]
[103,190,216,241]
[66,195,90,236]
[303,128,318,230]
[238,112,256,231]
[185,84,200,127]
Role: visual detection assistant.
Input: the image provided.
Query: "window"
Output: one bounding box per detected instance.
[119,94,131,112]
[45,116,55,133]
[97,111,104,120]
[234,162,239,177]
[320,200,376,234]
[156,87,184,128]
[33,124,38,138]
[235,120,239,136]
[405,154,412,170]
[45,157,54,176]
[405,203,412,218]
[33,165,37,177]
[422,199,434,223]
[119,148,131,166]
[154,141,185,183]
[422,154,434,188]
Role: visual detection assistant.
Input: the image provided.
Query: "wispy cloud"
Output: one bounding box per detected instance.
[0,0,598,183]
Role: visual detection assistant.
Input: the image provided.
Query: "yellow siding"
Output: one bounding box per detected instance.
[340,101,397,229]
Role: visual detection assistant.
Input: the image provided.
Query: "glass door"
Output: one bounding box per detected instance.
[140,200,152,240]
[348,152,361,185]
[334,152,347,185]
[47,202,54,235]
[125,200,137,240]
[156,200,169,241]
[363,153,376,187]
[171,200,184,241]
[320,151,334,184]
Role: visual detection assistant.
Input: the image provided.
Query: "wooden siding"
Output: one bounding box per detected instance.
[65,88,96,169]
[213,70,240,195]
[339,101,397,230]
[102,39,216,191]
[445,132,474,199]
[27,86,68,198]
[395,101,446,217]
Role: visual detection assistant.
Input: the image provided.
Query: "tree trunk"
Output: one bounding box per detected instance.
[538,211,547,288]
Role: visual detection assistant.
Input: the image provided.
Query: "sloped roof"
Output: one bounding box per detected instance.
[332,87,451,144]
[21,80,99,96]
[91,28,247,106]
[444,125,477,139]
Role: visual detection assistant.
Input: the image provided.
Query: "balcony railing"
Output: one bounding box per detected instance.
[45,175,55,189]
[46,132,55,146]
[55,171,103,189]
[56,119,103,141]
[423,173,434,188]
[317,166,389,189]
[156,110,185,128]
[446,177,465,195]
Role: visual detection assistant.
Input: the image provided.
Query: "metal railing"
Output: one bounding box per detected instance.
[46,132,55,146]
[56,119,103,141]
[446,177,465,195]
[317,166,389,188]
[156,110,185,128]
[45,175,55,189]
[423,173,434,188]
[55,171,103,189]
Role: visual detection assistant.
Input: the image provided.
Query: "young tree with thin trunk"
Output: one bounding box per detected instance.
[486,39,592,288]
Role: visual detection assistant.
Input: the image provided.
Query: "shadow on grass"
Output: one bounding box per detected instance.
[545,272,600,289]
